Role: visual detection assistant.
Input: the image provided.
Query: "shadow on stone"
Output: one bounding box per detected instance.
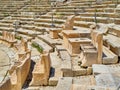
[22,60,35,89]
[50,67,55,77]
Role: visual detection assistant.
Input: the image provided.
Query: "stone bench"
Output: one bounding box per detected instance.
[108,25,120,37]
[55,77,72,90]
[10,51,31,90]
[103,34,120,56]
[102,46,118,64]
[32,38,53,53]
[81,44,98,67]
[30,53,51,86]
[38,34,63,48]
[80,30,103,67]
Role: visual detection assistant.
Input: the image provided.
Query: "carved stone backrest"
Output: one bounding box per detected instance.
[40,53,51,77]
[11,32,15,41]
[2,31,7,39]
[63,15,75,30]
[91,30,103,63]
[19,38,28,52]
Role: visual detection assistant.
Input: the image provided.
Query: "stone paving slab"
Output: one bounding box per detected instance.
[55,77,72,90]
[92,64,120,88]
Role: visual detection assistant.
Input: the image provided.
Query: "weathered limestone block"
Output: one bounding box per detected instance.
[102,46,118,64]
[55,77,72,90]
[49,29,62,39]
[81,31,103,67]
[0,31,17,47]
[0,78,11,90]
[62,30,90,50]
[68,38,91,55]
[60,51,73,77]
[30,53,51,86]
[103,34,120,56]
[96,0,103,4]
[63,15,75,30]
[115,4,120,13]
[73,67,87,76]
[55,45,66,57]
[5,32,10,41]
[15,38,28,58]
[81,47,98,67]
[90,24,97,32]
[87,67,92,75]
[10,51,31,90]
[11,32,15,41]
[2,31,7,39]
[92,64,120,88]
[49,77,58,86]
[91,31,103,64]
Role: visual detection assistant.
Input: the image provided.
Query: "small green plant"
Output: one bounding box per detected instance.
[32,42,43,53]
[55,12,65,18]
[3,12,9,17]
[0,32,2,36]
[15,36,22,40]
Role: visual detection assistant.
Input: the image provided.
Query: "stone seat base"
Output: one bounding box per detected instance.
[80,44,98,67]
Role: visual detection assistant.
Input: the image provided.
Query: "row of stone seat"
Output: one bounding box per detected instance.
[0,0,31,20]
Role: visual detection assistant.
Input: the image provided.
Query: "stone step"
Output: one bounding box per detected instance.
[76,12,119,18]
[56,8,104,13]
[40,15,67,20]
[71,3,115,8]
[114,18,120,25]
[74,21,94,28]
[104,8,115,13]
[19,17,34,21]
[35,18,65,24]
[0,19,15,23]
[53,6,89,9]
[0,23,12,27]
[75,16,115,24]
[35,26,60,33]
[11,14,35,18]
[17,28,42,37]
[34,22,62,28]
[0,27,14,32]
[72,56,92,76]
[21,25,35,30]
[73,26,90,31]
